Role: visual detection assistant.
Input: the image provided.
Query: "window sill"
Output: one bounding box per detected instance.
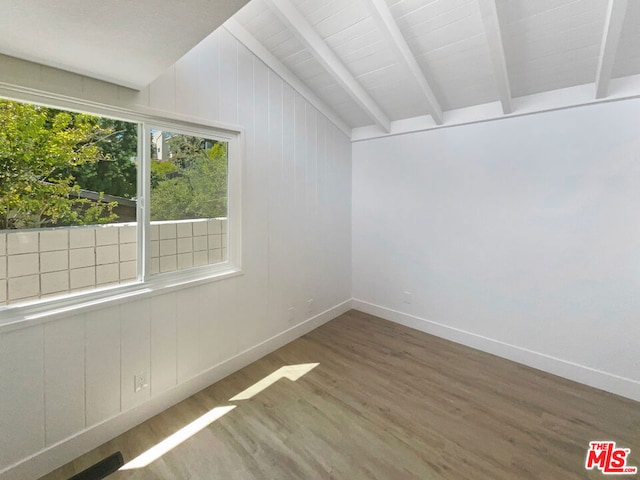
[0,264,243,334]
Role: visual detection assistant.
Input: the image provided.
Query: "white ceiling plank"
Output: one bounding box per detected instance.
[595,0,629,98]
[223,19,352,137]
[477,0,513,114]
[351,77,640,141]
[364,0,444,124]
[264,0,391,132]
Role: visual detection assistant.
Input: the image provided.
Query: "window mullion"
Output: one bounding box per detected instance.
[138,123,152,281]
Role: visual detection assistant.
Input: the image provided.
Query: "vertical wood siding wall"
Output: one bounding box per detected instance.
[0,27,352,476]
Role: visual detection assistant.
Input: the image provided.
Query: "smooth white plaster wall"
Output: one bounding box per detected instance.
[353,99,640,400]
[0,27,352,479]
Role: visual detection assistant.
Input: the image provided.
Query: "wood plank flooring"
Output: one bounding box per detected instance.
[41,310,640,479]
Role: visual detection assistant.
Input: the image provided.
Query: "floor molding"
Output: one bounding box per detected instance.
[1,299,352,480]
[352,299,640,403]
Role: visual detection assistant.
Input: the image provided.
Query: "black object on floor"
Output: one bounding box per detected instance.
[67,451,124,480]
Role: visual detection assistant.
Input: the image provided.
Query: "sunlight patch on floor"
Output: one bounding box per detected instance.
[119,405,236,470]
[229,363,320,401]
[120,363,319,470]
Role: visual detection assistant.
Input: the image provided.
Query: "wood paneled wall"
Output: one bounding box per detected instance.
[0,27,351,478]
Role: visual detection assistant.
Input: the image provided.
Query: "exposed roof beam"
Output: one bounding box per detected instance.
[223,19,352,137]
[364,0,443,125]
[264,0,391,132]
[351,75,640,142]
[477,0,513,114]
[595,0,629,98]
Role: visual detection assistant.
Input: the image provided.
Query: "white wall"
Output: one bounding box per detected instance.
[0,27,352,479]
[353,99,640,401]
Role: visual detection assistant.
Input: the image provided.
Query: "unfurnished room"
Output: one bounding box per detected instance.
[0,0,639,479]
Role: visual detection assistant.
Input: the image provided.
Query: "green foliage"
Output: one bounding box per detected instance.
[150,136,227,221]
[150,158,177,188]
[70,119,138,198]
[0,99,122,229]
[0,98,227,230]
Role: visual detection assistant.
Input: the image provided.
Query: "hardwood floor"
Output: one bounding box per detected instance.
[42,310,640,479]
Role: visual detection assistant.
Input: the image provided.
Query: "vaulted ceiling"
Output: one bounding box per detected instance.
[1,0,638,141]
[225,0,640,140]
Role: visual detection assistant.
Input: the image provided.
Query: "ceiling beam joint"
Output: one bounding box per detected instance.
[365,0,444,125]
[595,0,629,99]
[223,18,352,137]
[478,0,513,114]
[264,0,391,132]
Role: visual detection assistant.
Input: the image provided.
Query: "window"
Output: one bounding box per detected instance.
[148,130,228,273]
[0,97,240,311]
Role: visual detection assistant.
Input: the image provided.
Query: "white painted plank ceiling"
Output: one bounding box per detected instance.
[3,0,639,138]
[225,0,640,139]
[499,0,608,97]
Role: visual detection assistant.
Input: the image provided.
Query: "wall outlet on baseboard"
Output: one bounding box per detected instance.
[134,372,148,393]
[403,291,412,304]
[287,306,295,323]
[306,298,314,315]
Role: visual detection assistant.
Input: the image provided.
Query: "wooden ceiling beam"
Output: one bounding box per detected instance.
[365,0,444,125]
[478,0,513,114]
[223,18,352,137]
[595,0,629,99]
[264,0,391,132]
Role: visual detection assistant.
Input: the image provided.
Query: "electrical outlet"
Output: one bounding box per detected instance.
[134,372,148,393]
[287,306,295,323]
[306,298,314,315]
[403,291,412,304]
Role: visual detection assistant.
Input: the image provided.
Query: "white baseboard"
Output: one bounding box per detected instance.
[352,299,640,403]
[1,299,352,480]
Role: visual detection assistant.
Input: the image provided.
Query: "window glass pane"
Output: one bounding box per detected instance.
[0,98,138,306]
[149,131,228,273]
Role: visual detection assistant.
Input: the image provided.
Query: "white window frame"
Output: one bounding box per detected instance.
[0,87,243,328]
